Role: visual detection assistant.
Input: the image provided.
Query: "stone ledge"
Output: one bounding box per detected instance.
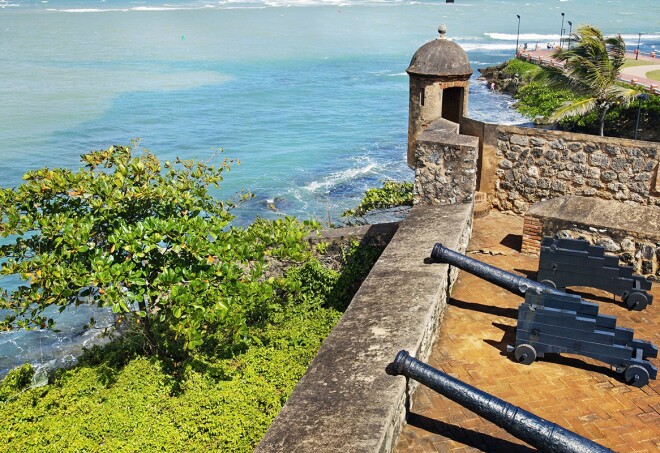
[309,222,400,248]
[527,195,660,241]
[256,203,473,453]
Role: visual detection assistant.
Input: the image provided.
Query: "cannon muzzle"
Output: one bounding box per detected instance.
[431,242,561,297]
[388,350,613,453]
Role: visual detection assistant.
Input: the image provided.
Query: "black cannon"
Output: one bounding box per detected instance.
[537,237,653,311]
[431,243,657,387]
[387,350,613,453]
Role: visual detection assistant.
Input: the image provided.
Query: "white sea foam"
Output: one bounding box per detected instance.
[460,43,517,51]
[485,32,563,42]
[486,32,660,42]
[304,160,379,193]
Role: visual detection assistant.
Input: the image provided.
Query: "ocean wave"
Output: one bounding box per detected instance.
[460,43,517,51]
[486,32,660,42]
[485,32,563,42]
[37,0,420,13]
[49,8,129,12]
[303,159,379,193]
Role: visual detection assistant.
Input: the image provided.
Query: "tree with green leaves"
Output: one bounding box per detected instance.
[544,25,639,136]
[0,145,317,356]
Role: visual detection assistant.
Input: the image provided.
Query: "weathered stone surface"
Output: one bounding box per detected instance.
[413,120,479,206]
[527,196,660,277]
[598,237,621,252]
[256,204,473,453]
[486,126,659,214]
[510,135,528,146]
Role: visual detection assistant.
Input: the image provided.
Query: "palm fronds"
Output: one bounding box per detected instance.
[534,25,640,136]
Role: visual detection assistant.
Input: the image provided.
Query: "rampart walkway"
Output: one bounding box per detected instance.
[396,211,660,452]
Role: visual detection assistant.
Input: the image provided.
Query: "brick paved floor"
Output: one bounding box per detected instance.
[395,211,660,453]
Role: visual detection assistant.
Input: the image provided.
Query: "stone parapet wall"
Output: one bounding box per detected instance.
[413,119,479,205]
[522,196,660,280]
[489,126,659,214]
[256,204,473,453]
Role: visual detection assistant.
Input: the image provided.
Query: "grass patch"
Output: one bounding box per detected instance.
[622,59,657,69]
[644,70,660,82]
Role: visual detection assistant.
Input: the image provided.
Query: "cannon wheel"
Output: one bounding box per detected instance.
[539,279,557,289]
[624,364,650,388]
[623,291,648,311]
[514,344,537,365]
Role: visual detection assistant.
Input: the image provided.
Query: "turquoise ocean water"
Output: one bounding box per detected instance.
[1,0,659,375]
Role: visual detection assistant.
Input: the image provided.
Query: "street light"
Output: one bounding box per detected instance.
[634,93,650,140]
[515,14,521,57]
[559,13,565,49]
[636,33,642,60]
[567,21,572,49]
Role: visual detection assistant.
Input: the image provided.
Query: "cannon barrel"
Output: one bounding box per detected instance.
[431,243,562,297]
[388,351,612,453]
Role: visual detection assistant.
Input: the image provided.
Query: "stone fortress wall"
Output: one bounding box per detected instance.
[258,27,660,453]
[486,126,658,213]
[451,118,660,279]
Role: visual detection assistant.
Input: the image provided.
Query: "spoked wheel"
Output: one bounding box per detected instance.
[624,364,650,388]
[514,344,537,365]
[623,291,648,311]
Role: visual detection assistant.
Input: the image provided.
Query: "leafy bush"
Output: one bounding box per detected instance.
[0,363,34,401]
[503,58,542,82]
[342,180,413,219]
[516,82,581,121]
[0,145,318,356]
[0,147,386,451]
[0,239,376,451]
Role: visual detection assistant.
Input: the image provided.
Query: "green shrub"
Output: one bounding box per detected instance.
[503,58,542,82]
[516,82,581,121]
[342,180,413,218]
[0,190,384,451]
[0,363,34,401]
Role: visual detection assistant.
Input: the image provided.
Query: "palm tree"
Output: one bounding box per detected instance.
[544,25,638,136]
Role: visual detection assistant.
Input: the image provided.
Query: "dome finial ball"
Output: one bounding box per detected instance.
[438,24,447,38]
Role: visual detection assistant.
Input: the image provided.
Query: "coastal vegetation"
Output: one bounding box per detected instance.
[0,146,385,451]
[342,180,413,222]
[485,57,659,142]
[541,25,638,136]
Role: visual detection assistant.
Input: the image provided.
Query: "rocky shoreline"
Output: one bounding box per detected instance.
[478,62,524,96]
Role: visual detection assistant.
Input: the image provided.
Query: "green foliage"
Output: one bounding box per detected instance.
[342,180,413,218]
[516,82,581,121]
[541,25,640,136]
[503,58,542,82]
[0,363,34,401]
[0,145,318,355]
[0,148,386,451]
[0,236,377,452]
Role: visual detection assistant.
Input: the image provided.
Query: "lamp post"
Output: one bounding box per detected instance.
[559,12,565,49]
[515,14,521,57]
[636,33,642,60]
[567,21,572,49]
[634,93,650,140]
